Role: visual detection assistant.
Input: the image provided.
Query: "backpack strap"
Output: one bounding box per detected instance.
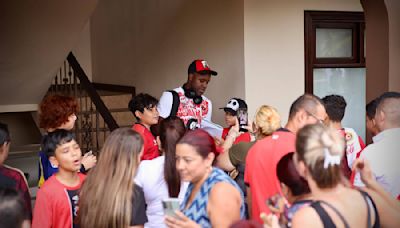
[168,90,180,117]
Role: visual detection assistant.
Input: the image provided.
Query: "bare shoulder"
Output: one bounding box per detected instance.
[292,205,322,228]
[210,181,240,199]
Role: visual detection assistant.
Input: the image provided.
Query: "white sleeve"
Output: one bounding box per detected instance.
[205,99,212,121]
[157,91,173,118]
[134,163,144,188]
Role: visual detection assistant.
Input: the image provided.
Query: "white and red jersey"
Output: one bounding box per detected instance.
[157,87,212,126]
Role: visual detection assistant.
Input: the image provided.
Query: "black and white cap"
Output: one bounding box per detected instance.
[220,98,247,115]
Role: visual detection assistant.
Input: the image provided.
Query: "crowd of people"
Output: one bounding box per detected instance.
[0,59,399,228]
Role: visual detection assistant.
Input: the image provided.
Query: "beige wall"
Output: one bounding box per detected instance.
[91,0,245,125]
[385,0,400,92]
[0,0,98,112]
[73,22,93,80]
[244,0,363,124]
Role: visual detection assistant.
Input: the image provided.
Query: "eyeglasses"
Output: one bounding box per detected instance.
[305,110,324,124]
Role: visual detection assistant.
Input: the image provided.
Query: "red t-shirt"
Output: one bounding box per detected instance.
[244,129,295,223]
[133,123,160,160]
[222,127,252,144]
[32,173,86,228]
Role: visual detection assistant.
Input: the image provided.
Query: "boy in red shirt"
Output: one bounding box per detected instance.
[32,130,86,228]
[220,98,251,144]
[128,93,160,160]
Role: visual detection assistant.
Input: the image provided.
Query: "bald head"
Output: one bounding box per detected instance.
[376,96,400,130]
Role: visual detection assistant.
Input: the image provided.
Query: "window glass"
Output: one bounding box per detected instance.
[316,28,352,58]
[314,68,366,142]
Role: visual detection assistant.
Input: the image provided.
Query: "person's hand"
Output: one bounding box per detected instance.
[266,194,286,215]
[243,119,255,133]
[352,158,374,186]
[260,213,280,228]
[228,118,240,135]
[81,151,97,170]
[214,137,225,147]
[165,211,200,228]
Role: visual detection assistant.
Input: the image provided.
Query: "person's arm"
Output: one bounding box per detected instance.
[157,91,173,119]
[32,189,52,228]
[363,189,400,228]
[207,182,242,227]
[353,158,400,211]
[216,148,235,172]
[216,121,240,171]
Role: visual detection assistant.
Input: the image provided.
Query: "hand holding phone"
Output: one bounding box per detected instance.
[266,194,285,214]
[162,198,180,219]
[237,108,248,132]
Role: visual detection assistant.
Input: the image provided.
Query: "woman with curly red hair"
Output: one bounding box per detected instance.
[37,94,96,187]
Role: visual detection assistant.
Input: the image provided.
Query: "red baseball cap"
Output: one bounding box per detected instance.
[188,59,218,76]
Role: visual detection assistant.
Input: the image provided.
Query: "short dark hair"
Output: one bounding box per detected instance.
[376,92,400,109]
[41,129,75,158]
[0,122,10,146]
[277,153,310,196]
[366,98,378,120]
[0,188,25,228]
[289,94,324,120]
[322,95,347,122]
[128,93,158,119]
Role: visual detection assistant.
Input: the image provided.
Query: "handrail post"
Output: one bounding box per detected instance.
[67,52,119,131]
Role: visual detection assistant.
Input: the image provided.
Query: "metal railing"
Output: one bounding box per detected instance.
[47,52,135,152]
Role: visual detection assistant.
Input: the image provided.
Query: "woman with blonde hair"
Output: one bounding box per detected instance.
[268,123,399,228]
[216,105,281,218]
[216,105,281,172]
[78,128,147,228]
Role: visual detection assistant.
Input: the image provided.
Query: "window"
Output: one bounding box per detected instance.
[305,11,366,141]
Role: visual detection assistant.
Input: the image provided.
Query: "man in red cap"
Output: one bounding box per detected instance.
[157,59,218,130]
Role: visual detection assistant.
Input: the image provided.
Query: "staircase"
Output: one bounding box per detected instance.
[47,52,136,154]
[4,53,136,206]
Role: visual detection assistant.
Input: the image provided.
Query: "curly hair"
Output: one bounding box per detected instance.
[39,94,78,130]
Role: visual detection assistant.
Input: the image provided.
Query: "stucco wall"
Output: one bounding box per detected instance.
[91,0,245,125]
[244,0,363,124]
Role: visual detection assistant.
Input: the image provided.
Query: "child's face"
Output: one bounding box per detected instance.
[52,139,82,172]
[224,112,236,127]
[137,106,159,127]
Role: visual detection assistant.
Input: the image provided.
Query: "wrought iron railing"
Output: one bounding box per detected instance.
[47,52,135,153]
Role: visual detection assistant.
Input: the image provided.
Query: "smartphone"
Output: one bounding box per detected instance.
[266,194,282,210]
[162,198,180,219]
[237,108,248,132]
